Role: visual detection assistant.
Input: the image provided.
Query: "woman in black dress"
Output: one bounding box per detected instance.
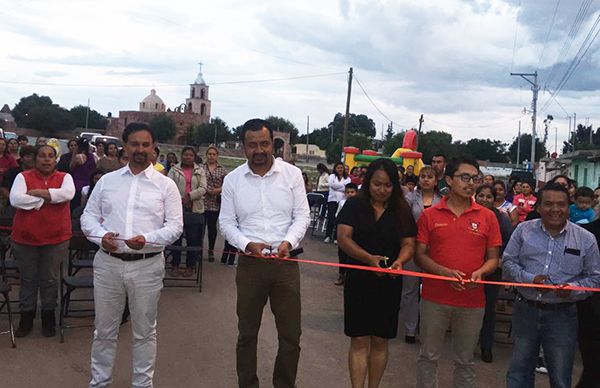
[337,158,417,388]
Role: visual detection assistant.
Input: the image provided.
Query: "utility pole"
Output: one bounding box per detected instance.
[516,120,521,166]
[555,127,558,153]
[418,114,424,134]
[590,120,594,145]
[511,71,539,172]
[306,115,310,163]
[85,98,90,129]
[573,112,577,148]
[341,67,353,157]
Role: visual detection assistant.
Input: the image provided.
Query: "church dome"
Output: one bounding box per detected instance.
[139,89,166,112]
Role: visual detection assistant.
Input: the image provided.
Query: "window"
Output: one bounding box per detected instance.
[191,88,195,98]
[142,102,145,108]
[584,167,588,186]
[200,89,205,99]
[155,103,158,110]
[188,102,192,112]
[201,103,206,115]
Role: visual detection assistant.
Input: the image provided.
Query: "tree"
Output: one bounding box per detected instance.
[418,131,454,162]
[326,133,372,164]
[149,114,176,142]
[508,133,547,163]
[12,94,75,133]
[70,105,108,129]
[266,115,299,144]
[383,131,405,156]
[457,138,509,163]
[297,126,332,150]
[384,123,394,143]
[188,117,231,145]
[562,124,600,153]
[328,112,376,140]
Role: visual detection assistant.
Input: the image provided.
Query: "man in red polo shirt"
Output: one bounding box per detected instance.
[415,155,501,388]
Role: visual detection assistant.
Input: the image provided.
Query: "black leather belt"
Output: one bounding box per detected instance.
[517,293,575,310]
[102,250,161,261]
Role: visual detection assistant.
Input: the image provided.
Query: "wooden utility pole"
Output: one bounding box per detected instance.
[306,115,310,163]
[516,120,521,166]
[418,114,424,134]
[341,67,353,157]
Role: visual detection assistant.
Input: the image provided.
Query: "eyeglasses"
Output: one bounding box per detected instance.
[453,174,482,183]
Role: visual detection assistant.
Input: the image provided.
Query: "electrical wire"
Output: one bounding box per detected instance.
[537,0,561,70]
[0,71,347,88]
[352,75,412,129]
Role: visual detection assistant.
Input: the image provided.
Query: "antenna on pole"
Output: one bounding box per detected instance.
[510,71,538,173]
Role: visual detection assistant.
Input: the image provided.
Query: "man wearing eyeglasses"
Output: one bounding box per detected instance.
[415,155,501,388]
[503,183,600,388]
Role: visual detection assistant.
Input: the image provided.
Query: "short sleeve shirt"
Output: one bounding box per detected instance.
[337,197,417,266]
[416,197,502,308]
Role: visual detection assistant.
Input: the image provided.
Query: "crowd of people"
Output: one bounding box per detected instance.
[303,153,600,388]
[1,125,599,388]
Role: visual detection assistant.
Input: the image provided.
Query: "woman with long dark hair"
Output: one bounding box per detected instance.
[325,161,350,243]
[337,158,417,387]
[474,184,513,363]
[493,180,518,226]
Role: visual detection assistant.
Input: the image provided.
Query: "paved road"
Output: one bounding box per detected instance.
[0,234,579,387]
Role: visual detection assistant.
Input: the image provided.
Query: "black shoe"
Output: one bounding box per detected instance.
[405,335,416,344]
[334,275,345,286]
[15,311,35,338]
[41,309,56,337]
[481,349,493,363]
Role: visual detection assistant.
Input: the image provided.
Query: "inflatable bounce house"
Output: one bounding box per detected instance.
[343,129,424,173]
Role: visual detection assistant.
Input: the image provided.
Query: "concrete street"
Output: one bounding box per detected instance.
[0,234,579,387]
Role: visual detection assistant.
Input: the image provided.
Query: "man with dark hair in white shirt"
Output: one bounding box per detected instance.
[81,122,183,388]
[220,118,310,388]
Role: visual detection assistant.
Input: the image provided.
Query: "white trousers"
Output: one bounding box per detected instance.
[89,250,165,388]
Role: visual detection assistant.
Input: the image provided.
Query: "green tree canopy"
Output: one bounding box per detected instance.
[562,124,600,153]
[454,138,508,163]
[383,131,405,156]
[417,131,454,163]
[265,115,299,144]
[187,117,231,145]
[149,114,177,143]
[508,133,547,163]
[70,105,108,129]
[12,94,75,133]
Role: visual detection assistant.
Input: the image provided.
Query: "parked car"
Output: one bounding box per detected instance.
[79,132,102,142]
[3,131,17,140]
[90,135,122,148]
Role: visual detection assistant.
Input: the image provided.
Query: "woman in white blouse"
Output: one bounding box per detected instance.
[324,162,351,243]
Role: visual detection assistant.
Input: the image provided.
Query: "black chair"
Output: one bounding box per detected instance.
[307,193,327,238]
[0,240,16,348]
[59,236,96,343]
[494,286,517,343]
[164,245,203,292]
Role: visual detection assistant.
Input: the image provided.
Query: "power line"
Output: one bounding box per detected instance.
[510,0,522,73]
[352,75,411,128]
[537,0,561,70]
[0,71,347,88]
[544,0,592,87]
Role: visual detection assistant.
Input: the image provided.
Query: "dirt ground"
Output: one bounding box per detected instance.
[0,234,580,387]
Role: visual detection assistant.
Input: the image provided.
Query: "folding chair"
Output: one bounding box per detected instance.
[0,241,15,348]
[164,245,203,292]
[59,236,96,343]
[494,286,516,343]
[307,193,326,238]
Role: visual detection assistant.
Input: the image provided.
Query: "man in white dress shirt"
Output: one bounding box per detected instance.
[219,118,310,388]
[81,122,183,388]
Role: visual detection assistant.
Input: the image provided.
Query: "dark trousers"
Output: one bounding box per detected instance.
[325,202,338,238]
[172,219,204,268]
[577,293,600,388]
[338,248,347,276]
[236,256,301,388]
[204,210,219,251]
[479,269,502,352]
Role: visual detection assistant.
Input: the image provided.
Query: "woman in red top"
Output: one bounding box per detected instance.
[512,180,537,223]
[0,138,18,184]
[7,138,20,161]
[10,145,75,338]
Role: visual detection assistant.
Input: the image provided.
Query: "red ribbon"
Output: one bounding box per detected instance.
[1,225,598,292]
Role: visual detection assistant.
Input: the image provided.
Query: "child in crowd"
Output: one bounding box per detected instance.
[334,183,359,285]
[570,186,596,224]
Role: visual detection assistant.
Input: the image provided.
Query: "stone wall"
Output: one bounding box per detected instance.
[106,110,209,144]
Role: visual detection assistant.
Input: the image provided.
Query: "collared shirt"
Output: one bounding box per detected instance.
[416,196,502,308]
[80,163,183,254]
[219,158,310,253]
[327,174,351,203]
[203,162,227,211]
[503,219,600,303]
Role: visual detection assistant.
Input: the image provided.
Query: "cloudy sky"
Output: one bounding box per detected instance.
[2,0,600,154]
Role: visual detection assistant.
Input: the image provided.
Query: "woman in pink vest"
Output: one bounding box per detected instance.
[9,145,75,338]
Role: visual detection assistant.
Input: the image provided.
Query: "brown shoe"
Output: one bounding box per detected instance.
[183,267,195,277]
